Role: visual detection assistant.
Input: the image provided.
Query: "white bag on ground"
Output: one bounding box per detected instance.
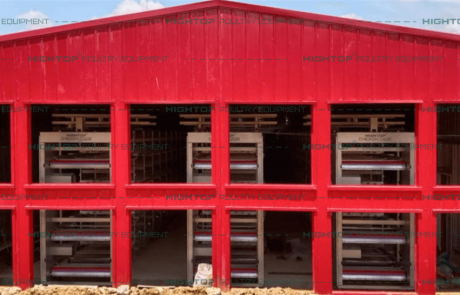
[194,263,213,286]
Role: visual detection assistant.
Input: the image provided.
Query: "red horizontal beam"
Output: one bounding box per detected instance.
[125,100,215,104]
[433,185,460,191]
[25,205,116,210]
[125,205,216,210]
[22,100,115,104]
[223,100,316,104]
[328,185,423,192]
[432,209,460,213]
[24,184,115,190]
[0,184,15,189]
[329,100,424,105]
[225,184,316,190]
[327,208,423,213]
[125,184,216,189]
[225,206,318,211]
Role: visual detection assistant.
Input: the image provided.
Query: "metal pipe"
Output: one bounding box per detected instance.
[341,162,407,171]
[194,235,258,243]
[194,163,258,170]
[343,272,406,281]
[51,268,111,278]
[342,236,406,244]
[231,271,258,279]
[50,231,111,242]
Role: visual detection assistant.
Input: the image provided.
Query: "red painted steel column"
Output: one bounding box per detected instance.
[415,102,437,294]
[212,103,231,291]
[12,104,33,289]
[311,102,332,294]
[112,103,132,286]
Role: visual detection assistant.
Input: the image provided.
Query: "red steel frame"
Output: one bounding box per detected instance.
[0,0,460,294]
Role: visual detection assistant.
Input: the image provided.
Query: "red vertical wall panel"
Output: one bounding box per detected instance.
[343,27,357,102]
[3,42,16,101]
[96,27,111,102]
[82,29,97,103]
[43,35,57,102]
[430,40,444,101]
[246,12,260,102]
[316,23,330,101]
[15,40,29,101]
[206,9,219,101]
[191,10,206,101]
[400,35,415,100]
[110,23,122,103]
[414,37,429,102]
[274,16,288,101]
[444,41,458,99]
[178,12,192,102]
[330,25,343,102]
[123,23,138,102]
[373,31,386,101]
[386,33,400,101]
[287,19,301,102]
[220,9,233,102]
[260,14,274,102]
[68,30,83,102]
[150,18,165,101]
[56,33,70,102]
[164,16,179,102]
[29,38,43,102]
[232,10,246,102]
[301,21,316,101]
[137,19,151,102]
[357,29,372,100]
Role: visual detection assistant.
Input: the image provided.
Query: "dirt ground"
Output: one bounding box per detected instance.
[3,286,460,295]
[0,286,315,295]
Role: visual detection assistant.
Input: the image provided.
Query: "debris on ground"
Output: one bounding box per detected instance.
[0,286,314,295]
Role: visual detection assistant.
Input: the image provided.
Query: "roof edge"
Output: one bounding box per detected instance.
[0,0,217,42]
[1,0,460,43]
[220,0,460,42]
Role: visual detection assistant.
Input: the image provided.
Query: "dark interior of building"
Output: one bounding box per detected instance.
[0,108,10,183]
[437,104,460,185]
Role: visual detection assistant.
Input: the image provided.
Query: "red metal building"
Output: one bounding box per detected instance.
[0,0,460,294]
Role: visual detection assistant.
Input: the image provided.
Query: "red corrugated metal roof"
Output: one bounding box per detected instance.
[1,0,460,43]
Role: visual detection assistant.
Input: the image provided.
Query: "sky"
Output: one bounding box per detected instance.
[0,0,459,37]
